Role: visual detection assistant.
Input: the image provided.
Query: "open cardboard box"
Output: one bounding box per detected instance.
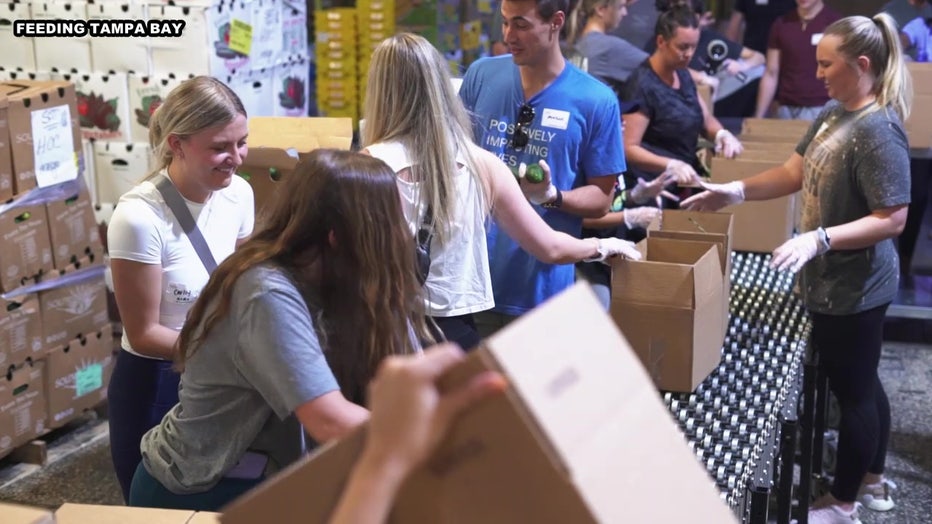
[648,209,733,335]
[239,117,353,213]
[221,283,736,524]
[0,502,54,524]
[610,237,725,393]
[710,156,798,253]
[740,117,810,138]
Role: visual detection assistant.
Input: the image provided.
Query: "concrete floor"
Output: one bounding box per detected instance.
[0,342,930,523]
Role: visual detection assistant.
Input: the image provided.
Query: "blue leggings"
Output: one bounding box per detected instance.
[129,462,264,511]
[108,350,180,503]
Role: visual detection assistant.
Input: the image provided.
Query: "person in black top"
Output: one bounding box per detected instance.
[621,6,743,211]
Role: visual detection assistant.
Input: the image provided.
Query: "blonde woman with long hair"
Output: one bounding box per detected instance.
[685,14,912,523]
[362,33,642,349]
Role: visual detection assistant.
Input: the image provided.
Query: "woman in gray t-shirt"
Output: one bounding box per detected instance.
[128,149,429,511]
[683,14,912,523]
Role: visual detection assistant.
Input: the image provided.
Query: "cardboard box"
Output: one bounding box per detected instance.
[38,267,108,354]
[904,94,932,149]
[45,325,114,429]
[711,156,797,253]
[610,237,725,392]
[0,294,44,367]
[740,117,810,138]
[0,360,47,460]
[55,503,220,523]
[222,283,737,524]
[0,502,54,524]
[0,203,54,293]
[0,81,82,195]
[0,92,14,202]
[45,184,103,270]
[907,62,932,94]
[239,117,353,213]
[648,210,733,335]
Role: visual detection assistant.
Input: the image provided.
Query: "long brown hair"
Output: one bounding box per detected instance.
[176,149,428,403]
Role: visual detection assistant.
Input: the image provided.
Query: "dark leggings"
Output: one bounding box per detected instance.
[810,303,891,503]
[129,462,264,511]
[108,350,181,503]
[431,314,481,352]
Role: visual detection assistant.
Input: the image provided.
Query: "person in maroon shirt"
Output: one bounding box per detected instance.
[754,0,842,119]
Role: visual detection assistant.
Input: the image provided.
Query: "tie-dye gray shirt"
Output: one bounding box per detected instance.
[794,101,911,315]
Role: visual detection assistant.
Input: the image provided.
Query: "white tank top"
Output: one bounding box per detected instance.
[367,141,494,317]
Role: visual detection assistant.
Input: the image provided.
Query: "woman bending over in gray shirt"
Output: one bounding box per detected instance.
[128,149,430,511]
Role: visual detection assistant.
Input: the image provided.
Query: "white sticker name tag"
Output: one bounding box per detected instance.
[541,108,570,130]
[811,33,823,46]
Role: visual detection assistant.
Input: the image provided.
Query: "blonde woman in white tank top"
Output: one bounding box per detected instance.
[363,34,642,349]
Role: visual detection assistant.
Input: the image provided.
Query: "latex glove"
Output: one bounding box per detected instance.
[664,159,701,186]
[584,237,642,264]
[628,172,679,206]
[722,58,745,76]
[698,10,716,29]
[698,72,720,91]
[714,129,743,159]
[770,231,826,273]
[680,180,745,212]
[364,344,507,479]
[623,206,661,229]
[518,160,558,205]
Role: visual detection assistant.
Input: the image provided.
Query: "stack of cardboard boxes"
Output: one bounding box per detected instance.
[906,62,932,150]
[710,118,810,253]
[0,80,111,462]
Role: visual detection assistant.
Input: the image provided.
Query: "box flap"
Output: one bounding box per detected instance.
[613,237,720,308]
[55,503,196,524]
[0,502,54,524]
[186,512,222,523]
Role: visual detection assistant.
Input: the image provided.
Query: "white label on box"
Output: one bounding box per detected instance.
[31,105,78,187]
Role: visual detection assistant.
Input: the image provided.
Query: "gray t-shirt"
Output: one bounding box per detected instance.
[140,264,339,494]
[576,32,649,86]
[794,101,911,315]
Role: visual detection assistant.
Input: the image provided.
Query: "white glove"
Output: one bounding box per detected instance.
[770,231,827,273]
[583,237,642,264]
[518,160,558,205]
[714,129,743,159]
[628,173,679,206]
[664,159,701,186]
[623,206,661,229]
[680,180,745,212]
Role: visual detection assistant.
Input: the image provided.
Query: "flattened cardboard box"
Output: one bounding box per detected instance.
[711,156,797,253]
[0,92,13,202]
[239,117,353,213]
[0,360,47,460]
[0,293,44,368]
[222,283,737,524]
[0,203,54,293]
[649,209,733,336]
[38,268,108,354]
[611,237,725,393]
[45,183,104,270]
[56,503,221,524]
[0,502,54,524]
[0,81,82,195]
[45,325,114,429]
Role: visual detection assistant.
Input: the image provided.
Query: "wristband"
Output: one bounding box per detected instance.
[541,187,563,209]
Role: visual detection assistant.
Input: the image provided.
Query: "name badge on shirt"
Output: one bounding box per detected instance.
[811,33,824,46]
[541,108,570,130]
[755,0,768,5]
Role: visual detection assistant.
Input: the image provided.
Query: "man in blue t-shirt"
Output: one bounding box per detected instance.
[459,0,626,332]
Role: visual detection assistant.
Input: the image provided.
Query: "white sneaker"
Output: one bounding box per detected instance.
[858,478,897,511]
[806,503,862,524]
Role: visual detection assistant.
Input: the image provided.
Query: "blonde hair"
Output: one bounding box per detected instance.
[362,33,488,244]
[148,76,246,176]
[565,0,611,44]
[824,14,913,121]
